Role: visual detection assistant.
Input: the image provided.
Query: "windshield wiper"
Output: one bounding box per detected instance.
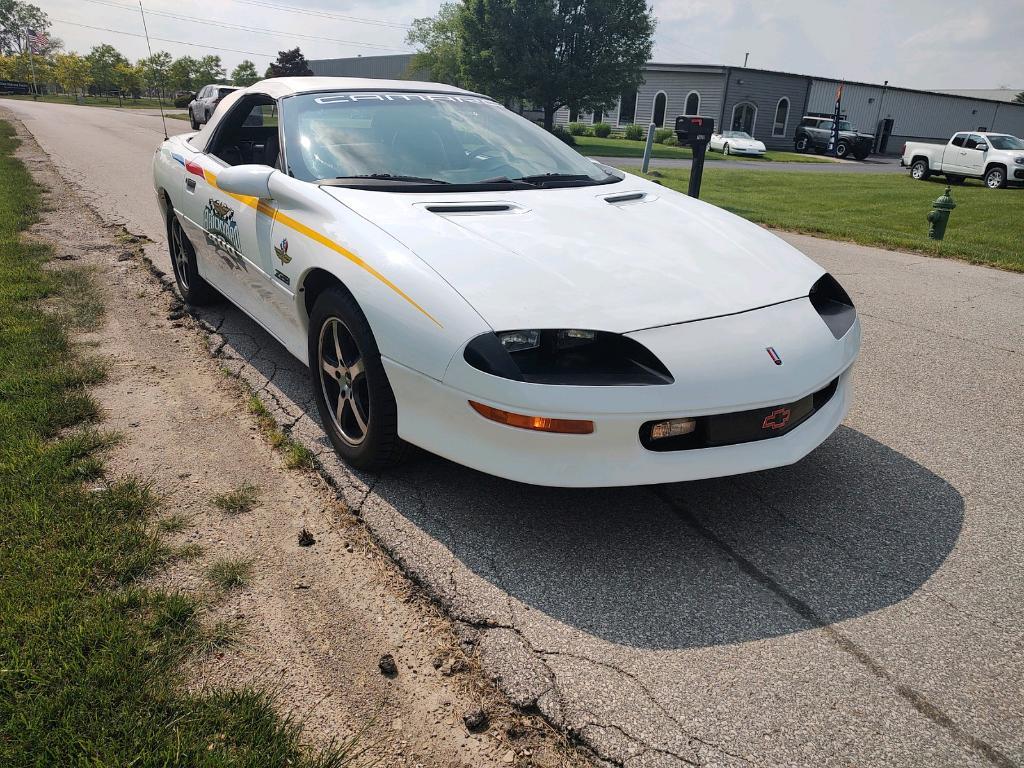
[512,172,612,186]
[326,174,451,185]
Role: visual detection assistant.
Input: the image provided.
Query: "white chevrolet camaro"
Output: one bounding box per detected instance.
[152,77,860,487]
[709,131,767,156]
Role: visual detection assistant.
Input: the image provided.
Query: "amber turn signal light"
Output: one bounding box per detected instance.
[468,401,594,434]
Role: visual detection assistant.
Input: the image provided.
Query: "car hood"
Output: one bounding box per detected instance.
[725,138,764,149]
[321,176,825,333]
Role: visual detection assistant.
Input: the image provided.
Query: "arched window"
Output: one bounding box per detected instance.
[731,101,757,134]
[684,91,700,115]
[652,92,667,127]
[772,97,789,136]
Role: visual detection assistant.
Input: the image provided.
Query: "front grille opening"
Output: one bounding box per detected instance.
[640,377,840,452]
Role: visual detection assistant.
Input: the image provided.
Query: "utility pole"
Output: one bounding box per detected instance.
[26,31,39,100]
[872,79,889,153]
[743,52,749,68]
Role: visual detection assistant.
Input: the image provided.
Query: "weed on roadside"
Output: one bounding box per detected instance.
[247,393,317,471]
[207,557,254,591]
[158,512,192,533]
[211,482,260,515]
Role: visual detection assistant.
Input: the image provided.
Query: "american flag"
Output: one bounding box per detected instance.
[27,29,48,54]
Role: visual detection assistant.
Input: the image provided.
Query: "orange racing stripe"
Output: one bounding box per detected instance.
[201,168,442,328]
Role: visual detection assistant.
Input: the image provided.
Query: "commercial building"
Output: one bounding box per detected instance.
[308,55,1024,154]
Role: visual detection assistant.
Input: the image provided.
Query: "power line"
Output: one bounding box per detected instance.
[51,18,277,58]
[80,0,411,52]
[229,0,411,29]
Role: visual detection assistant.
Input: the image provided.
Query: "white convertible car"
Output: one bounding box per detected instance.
[152,77,860,487]
[709,131,767,156]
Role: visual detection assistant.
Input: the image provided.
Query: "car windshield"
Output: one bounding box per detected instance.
[989,135,1024,150]
[280,91,617,188]
[723,131,753,139]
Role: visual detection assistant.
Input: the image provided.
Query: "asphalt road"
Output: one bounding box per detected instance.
[4,99,1022,768]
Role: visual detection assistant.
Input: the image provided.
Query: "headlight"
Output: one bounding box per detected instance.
[465,329,673,385]
[809,273,856,339]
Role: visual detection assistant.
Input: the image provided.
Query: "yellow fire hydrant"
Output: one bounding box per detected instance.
[927,186,956,241]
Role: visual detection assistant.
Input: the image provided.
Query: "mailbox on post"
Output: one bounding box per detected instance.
[674,115,715,198]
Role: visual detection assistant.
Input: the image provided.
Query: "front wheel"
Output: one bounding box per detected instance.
[723,143,731,155]
[168,214,217,305]
[836,141,850,159]
[308,286,406,471]
[910,159,930,180]
[984,166,1006,189]
[794,136,812,153]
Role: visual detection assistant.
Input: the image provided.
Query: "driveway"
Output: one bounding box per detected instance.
[3,99,1021,768]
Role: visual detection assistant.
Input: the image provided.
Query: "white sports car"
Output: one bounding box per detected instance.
[709,131,767,156]
[152,77,860,487]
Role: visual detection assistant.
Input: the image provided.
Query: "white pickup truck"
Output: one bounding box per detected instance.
[901,132,1024,189]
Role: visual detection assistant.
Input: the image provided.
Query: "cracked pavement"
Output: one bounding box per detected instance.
[4,100,1022,768]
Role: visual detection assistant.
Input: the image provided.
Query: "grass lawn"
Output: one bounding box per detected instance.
[574,134,831,163]
[0,119,343,766]
[0,93,174,110]
[630,165,1024,271]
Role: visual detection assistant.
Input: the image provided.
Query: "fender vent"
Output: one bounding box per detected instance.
[425,203,515,214]
[603,192,649,205]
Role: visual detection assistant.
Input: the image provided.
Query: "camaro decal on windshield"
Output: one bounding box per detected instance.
[314,92,499,107]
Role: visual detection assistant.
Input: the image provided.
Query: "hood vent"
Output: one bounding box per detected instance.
[603,191,652,206]
[424,203,519,215]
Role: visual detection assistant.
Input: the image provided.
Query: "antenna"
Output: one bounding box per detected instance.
[138,0,168,140]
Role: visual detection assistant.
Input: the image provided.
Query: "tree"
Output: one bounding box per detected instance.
[168,55,198,93]
[114,60,143,98]
[265,47,313,77]
[139,50,172,96]
[0,0,50,55]
[1014,91,1024,105]
[85,43,128,95]
[456,0,655,130]
[52,51,90,97]
[231,59,259,87]
[406,2,463,85]
[194,54,225,85]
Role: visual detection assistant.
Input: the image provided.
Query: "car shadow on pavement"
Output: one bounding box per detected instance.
[372,426,963,650]
[198,304,963,651]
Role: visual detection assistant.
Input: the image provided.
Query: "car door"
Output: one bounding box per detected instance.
[944,133,968,172]
[960,134,989,175]
[176,96,289,342]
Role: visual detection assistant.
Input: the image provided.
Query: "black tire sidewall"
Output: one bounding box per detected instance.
[985,168,1005,189]
[912,160,928,179]
[307,287,403,470]
[836,142,850,158]
[168,215,216,305]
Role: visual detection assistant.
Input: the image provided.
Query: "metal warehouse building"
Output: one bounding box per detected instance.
[309,55,1024,154]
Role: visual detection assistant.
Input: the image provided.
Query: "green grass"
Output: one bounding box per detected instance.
[574,134,831,163]
[0,93,173,109]
[632,166,1024,271]
[0,118,349,767]
[212,482,260,515]
[207,558,254,591]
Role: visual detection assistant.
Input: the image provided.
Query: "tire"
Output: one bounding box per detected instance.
[984,166,1007,190]
[910,159,930,181]
[307,286,406,471]
[835,141,850,159]
[946,174,965,185]
[794,135,812,153]
[189,108,200,131]
[168,214,217,305]
[723,143,730,155]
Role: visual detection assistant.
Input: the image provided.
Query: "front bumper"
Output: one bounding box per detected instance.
[386,298,860,487]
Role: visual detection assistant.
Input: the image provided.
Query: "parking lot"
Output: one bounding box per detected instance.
[4,99,1022,767]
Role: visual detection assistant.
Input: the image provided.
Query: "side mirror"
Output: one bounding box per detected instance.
[979,144,988,152]
[217,164,275,199]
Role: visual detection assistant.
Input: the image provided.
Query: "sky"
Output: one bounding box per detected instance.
[40,0,1023,90]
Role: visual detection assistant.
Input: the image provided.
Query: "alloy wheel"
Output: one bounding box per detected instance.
[318,317,370,446]
[170,218,190,291]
